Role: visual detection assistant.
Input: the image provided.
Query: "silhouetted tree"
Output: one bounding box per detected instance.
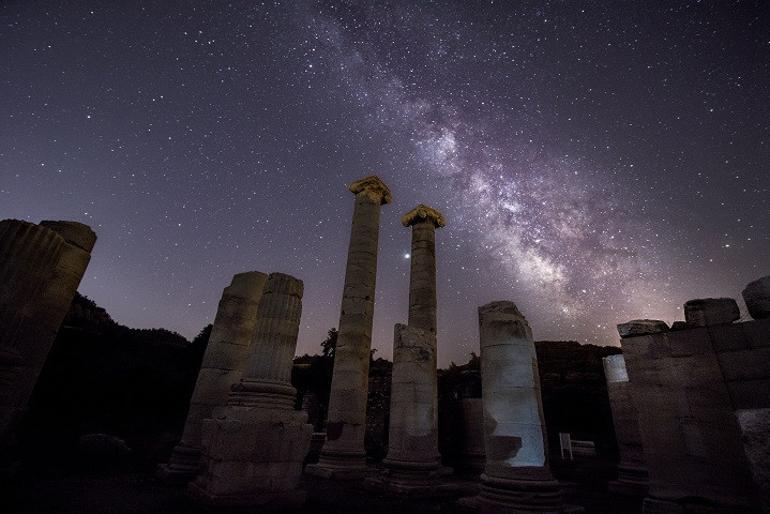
[320,328,337,358]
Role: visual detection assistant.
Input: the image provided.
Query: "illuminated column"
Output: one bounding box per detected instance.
[159,271,267,483]
[477,301,562,513]
[308,176,391,479]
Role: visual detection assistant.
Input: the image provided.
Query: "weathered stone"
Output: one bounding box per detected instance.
[616,319,669,338]
[735,408,770,509]
[159,271,267,483]
[472,301,565,513]
[620,322,765,511]
[190,272,311,507]
[382,325,440,479]
[0,220,65,441]
[669,321,688,331]
[308,176,391,480]
[603,355,648,496]
[458,398,485,475]
[743,276,770,320]
[684,298,740,327]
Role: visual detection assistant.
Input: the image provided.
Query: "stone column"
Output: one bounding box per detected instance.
[403,204,446,334]
[11,221,96,429]
[476,301,563,514]
[308,176,392,479]
[381,324,440,486]
[0,220,65,441]
[379,205,445,486]
[602,354,648,496]
[190,273,312,507]
[159,271,267,483]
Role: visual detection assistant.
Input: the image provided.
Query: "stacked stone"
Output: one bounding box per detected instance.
[618,288,769,513]
[159,271,267,483]
[381,205,445,488]
[0,219,94,442]
[308,176,392,480]
[474,301,564,514]
[602,354,648,496]
[190,272,311,507]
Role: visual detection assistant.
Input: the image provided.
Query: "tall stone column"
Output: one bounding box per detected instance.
[476,301,563,514]
[602,354,648,496]
[11,221,96,430]
[0,220,65,441]
[190,273,312,507]
[307,176,392,479]
[159,271,267,483]
[380,205,445,486]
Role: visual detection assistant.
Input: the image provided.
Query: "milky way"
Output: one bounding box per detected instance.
[1,1,768,364]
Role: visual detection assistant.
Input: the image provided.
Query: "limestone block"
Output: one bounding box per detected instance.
[717,347,770,382]
[617,319,669,338]
[708,323,749,352]
[741,318,770,349]
[684,298,740,327]
[743,276,770,320]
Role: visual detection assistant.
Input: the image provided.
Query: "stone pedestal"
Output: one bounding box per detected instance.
[380,324,440,489]
[474,301,566,514]
[190,273,312,506]
[602,354,648,496]
[308,176,391,480]
[159,271,267,483]
[0,220,65,441]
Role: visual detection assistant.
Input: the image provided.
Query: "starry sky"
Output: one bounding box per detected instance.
[1,1,768,365]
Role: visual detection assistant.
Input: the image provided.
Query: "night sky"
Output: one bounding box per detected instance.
[1,1,768,365]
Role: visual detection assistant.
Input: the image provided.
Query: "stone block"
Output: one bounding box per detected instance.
[684,298,740,327]
[717,347,770,382]
[741,319,770,349]
[735,408,770,507]
[708,323,749,352]
[742,276,770,320]
[617,319,669,338]
[726,379,770,410]
[667,327,711,357]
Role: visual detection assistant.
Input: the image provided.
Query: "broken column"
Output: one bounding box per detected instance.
[475,301,563,513]
[190,272,311,507]
[307,176,392,479]
[159,271,267,483]
[602,354,648,496]
[742,275,770,320]
[380,205,446,485]
[11,221,96,433]
[0,220,65,441]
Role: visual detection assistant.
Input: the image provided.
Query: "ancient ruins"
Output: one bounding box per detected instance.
[306,175,392,480]
[1,190,768,514]
[0,219,96,448]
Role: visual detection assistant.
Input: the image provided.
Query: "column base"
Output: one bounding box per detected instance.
[156,443,202,484]
[305,448,369,480]
[188,480,306,509]
[365,466,476,498]
[477,470,575,514]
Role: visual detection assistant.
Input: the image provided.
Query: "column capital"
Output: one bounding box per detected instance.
[402,204,446,228]
[348,175,392,205]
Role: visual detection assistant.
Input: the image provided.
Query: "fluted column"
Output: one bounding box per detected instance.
[12,221,96,427]
[309,176,392,479]
[0,220,65,440]
[229,272,304,409]
[477,301,563,514]
[159,271,267,483]
[190,272,311,507]
[603,354,648,496]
